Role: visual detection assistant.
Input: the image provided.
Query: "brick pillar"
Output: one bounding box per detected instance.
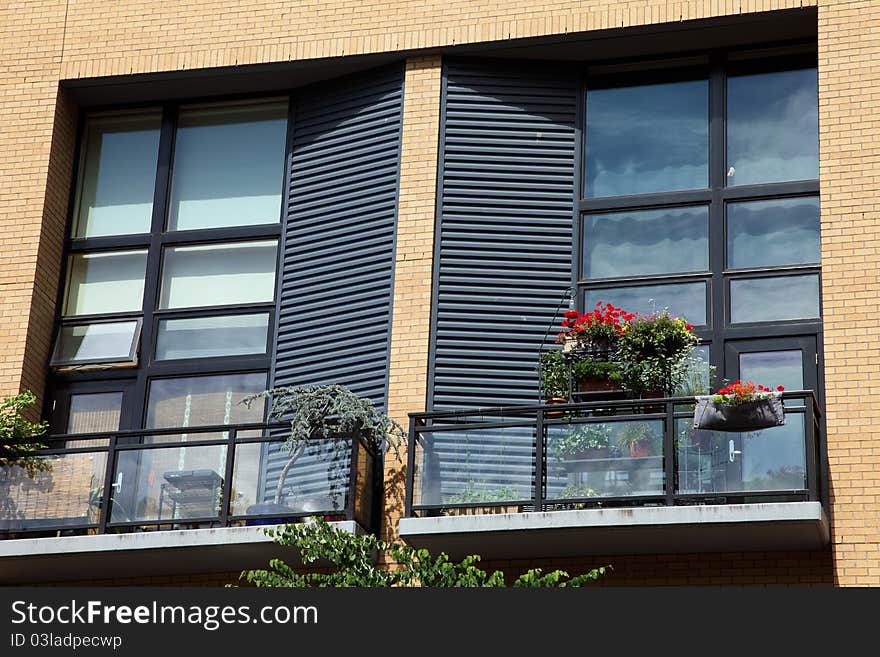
[0,1,72,405]
[819,0,880,586]
[383,55,443,543]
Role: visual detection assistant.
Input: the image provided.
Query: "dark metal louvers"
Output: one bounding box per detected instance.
[430,60,578,410]
[263,65,404,507]
[273,65,404,404]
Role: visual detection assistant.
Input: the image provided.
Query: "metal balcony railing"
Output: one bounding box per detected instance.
[405,391,825,518]
[0,423,381,539]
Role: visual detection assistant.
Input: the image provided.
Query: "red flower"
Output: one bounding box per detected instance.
[777,385,785,392]
[685,323,695,331]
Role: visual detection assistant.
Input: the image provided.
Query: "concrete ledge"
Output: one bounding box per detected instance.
[0,521,362,584]
[399,502,830,559]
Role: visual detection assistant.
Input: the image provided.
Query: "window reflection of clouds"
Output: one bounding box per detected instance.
[584,282,706,325]
[727,69,818,186]
[730,275,820,323]
[584,206,708,278]
[586,80,708,197]
[727,197,820,268]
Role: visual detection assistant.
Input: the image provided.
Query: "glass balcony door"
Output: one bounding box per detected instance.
[721,337,818,492]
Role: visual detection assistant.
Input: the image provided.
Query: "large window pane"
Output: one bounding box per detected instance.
[146,373,266,430]
[53,321,139,364]
[156,313,269,360]
[585,79,708,197]
[727,68,818,186]
[583,206,708,278]
[159,240,277,309]
[63,250,148,316]
[74,113,161,238]
[584,282,707,326]
[168,101,287,231]
[729,275,820,323]
[727,197,820,268]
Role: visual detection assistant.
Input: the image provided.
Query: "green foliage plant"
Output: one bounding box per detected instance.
[549,423,613,460]
[617,310,699,395]
[242,385,405,506]
[240,517,607,587]
[0,390,48,472]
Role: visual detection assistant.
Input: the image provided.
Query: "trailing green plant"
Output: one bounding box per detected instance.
[240,517,607,587]
[446,481,519,504]
[538,349,570,399]
[617,310,699,395]
[242,385,405,506]
[549,423,613,460]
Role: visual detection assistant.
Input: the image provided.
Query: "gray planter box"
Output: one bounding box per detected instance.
[693,395,785,432]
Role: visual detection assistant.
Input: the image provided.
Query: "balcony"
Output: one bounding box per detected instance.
[400,392,829,559]
[0,423,380,583]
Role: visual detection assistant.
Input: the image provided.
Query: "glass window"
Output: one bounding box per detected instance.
[74,112,161,238]
[729,275,820,323]
[584,282,707,326]
[585,79,708,197]
[155,313,269,360]
[145,373,267,430]
[727,68,819,186]
[52,321,140,365]
[63,250,148,316]
[67,392,123,434]
[739,350,803,393]
[727,197,820,269]
[583,206,708,279]
[167,101,287,231]
[159,240,277,309]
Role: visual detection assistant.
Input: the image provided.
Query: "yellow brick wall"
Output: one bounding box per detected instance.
[818,0,880,586]
[383,55,443,544]
[1,0,875,586]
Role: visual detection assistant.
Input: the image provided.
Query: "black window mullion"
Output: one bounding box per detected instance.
[579,189,712,213]
[708,57,726,382]
[131,104,177,430]
[157,223,281,247]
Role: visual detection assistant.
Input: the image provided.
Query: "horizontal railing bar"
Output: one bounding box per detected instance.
[410,391,817,421]
[46,422,290,442]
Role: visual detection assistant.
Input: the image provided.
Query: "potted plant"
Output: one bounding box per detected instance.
[693,380,786,432]
[549,423,614,462]
[556,302,632,393]
[615,421,659,458]
[241,384,404,522]
[616,309,699,406]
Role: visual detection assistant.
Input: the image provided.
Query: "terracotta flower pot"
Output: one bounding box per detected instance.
[544,397,569,418]
[578,377,622,393]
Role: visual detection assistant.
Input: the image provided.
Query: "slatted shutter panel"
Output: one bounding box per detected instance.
[262,65,404,509]
[430,61,578,410]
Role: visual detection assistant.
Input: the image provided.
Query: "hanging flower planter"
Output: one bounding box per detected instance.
[693,381,786,432]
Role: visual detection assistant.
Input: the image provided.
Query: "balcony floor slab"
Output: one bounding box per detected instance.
[399,502,829,559]
[0,521,363,585]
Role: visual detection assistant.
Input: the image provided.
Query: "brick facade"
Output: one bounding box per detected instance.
[1,0,876,586]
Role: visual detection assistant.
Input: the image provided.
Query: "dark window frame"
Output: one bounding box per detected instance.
[49,97,292,431]
[574,48,822,392]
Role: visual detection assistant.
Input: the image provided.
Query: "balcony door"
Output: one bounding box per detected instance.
[721,337,818,493]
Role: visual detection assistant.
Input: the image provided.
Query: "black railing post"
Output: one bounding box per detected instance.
[345,432,360,521]
[98,433,117,534]
[219,427,237,527]
[664,400,676,506]
[534,406,545,512]
[404,417,418,518]
[804,394,819,503]
[370,437,383,534]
